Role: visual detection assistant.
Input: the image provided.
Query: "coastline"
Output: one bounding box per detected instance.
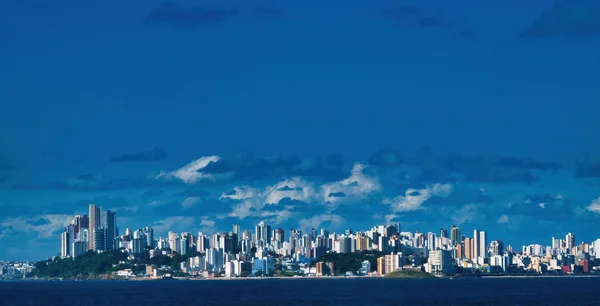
[14,273,600,282]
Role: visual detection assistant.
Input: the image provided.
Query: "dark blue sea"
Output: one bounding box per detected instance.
[2,277,600,306]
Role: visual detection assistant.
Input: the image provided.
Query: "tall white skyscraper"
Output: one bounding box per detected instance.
[197,232,208,253]
[473,230,480,259]
[566,233,575,252]
[479,231,487,258]
[552,237,562,249]
[594,239,600,259]
[61,231,70,258]
[427,233,436,250]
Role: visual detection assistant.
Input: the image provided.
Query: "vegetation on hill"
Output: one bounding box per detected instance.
[313,251,384,275]
[29,249,199,279]
[30,250,129,279]
[384,270,435,279]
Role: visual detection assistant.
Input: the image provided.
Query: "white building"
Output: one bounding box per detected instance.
[427,250,455,275]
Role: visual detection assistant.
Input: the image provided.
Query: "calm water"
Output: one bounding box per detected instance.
[1,277,600,306]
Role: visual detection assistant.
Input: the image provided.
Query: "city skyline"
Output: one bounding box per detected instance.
[1,0,600,261]
[47,203,600,279]
[53,203,599,265]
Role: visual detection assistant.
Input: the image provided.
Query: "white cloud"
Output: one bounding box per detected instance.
[222,178,318,220]
[587,197,600,213]
[200,219,215,227]
[538,203,546,209]
[152,216,195,236]
[264,177,318,204]
[181,197,201,208]
[109,205,139,213]
[222,163,382,221]
[298,214,344,231]
[383,183,453,212]
[321,163,381,205]
[220,186,259,201]
[156,156,222,184]
[148,200,167,207]
[199,218,216,233]
[451,204,478,225]
[0,214,72,239]
[498,214,509,223]
[384,213,398,225]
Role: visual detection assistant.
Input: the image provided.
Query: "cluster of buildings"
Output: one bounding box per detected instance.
[58,204,600,277]
[0,261,34,280]
[60,204,118,258]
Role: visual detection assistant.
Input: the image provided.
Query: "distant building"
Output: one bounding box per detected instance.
[464,238,473,260]
[479,231,487,259]
[72,241,87,258]
[490,240,504,256]
[103,210,117,250]
[61,231,70,258]
[360,260,371,275]
[92,228,106,251]
[450,225,462,245]
[427,250,455,275]
[315,262,334,276]
[377,253,403,275]
[88,204,102,251]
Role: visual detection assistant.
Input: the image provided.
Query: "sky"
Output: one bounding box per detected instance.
[1,0,600,261]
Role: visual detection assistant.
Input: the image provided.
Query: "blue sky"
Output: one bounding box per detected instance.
[1,0,600,260]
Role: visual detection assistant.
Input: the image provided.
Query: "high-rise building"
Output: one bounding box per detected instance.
[566,233,575,253]
[440,228,448,239]
[223,232,238,254]
[61,231,70,258]
[232,224,240,235]
[255,221,271,247]
[207,248,223,272]
[377,257,386,275]
[490,240,504,256]
[384,253,403,273]
[144,227,154,248]
[197,232,208,253]
[103,210,117,250]
[88,204,102,251]
[360,260,371,275]
[168,231,178,251]
[274,228,285,243]
[450,225,462,245]
[456,243,464,259]
[338,236,351,253]
[71,215,88,242]
[180,238,189,256]
[427,250,455,275]
[551,237,562,249]
[473,230,480,260]
[72,241,87,257]
[464,237,472,260]
[427,233,436,250]
[479,231,487,259]
[92,228,105,251]
[594,239,600,259]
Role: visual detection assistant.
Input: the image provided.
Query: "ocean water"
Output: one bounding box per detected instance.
[1,277,600,306]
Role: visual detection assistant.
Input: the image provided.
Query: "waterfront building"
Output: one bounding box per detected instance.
[427,250,455,275]
[88,204,103,251]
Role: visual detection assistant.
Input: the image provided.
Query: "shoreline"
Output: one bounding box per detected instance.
[13,274,600,282]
